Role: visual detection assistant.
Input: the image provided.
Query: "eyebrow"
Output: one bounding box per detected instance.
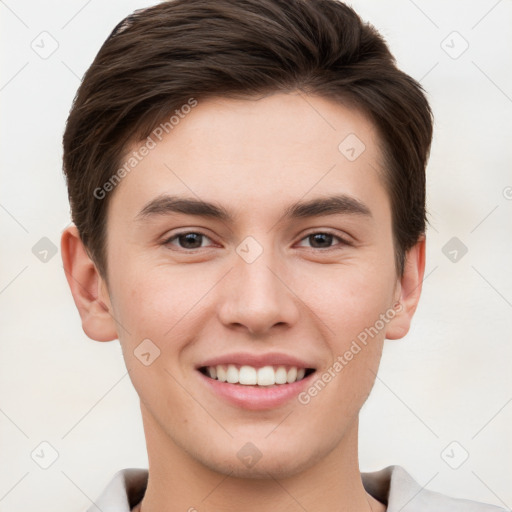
[135,193,372,223]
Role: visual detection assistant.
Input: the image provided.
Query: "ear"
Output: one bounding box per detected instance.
[385,236,426,340]
[61,225,118,342]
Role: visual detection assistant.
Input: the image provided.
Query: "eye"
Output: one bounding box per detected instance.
[164,231,215,250]
[296,231,350,250]
[163,230,350,251]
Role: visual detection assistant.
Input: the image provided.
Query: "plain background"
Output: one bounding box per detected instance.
[1,1,511,511]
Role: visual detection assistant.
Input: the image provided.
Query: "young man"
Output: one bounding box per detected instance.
[60,1,505,510]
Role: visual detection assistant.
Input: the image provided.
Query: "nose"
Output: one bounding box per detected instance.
[217,245,300,336]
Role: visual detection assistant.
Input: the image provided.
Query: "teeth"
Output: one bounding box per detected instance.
[203,364,310,386]
[239,365,257,385]
[257,366,275,386]
[216,365,227,382]
[275,366,288,384]
[226,364,239,384]
[287,366,297,383]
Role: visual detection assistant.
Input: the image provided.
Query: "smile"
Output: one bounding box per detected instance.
[199,364,315,386]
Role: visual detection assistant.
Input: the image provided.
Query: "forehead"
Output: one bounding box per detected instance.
[109,92,388,223]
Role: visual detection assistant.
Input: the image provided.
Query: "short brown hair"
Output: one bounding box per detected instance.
[63,0,433,278]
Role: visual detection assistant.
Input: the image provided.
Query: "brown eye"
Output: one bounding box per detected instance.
[165,232,213,250]
[297,232,348,250]
[308,233,335,248]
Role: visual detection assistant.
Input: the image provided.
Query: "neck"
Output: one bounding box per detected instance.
[138,403,384,512]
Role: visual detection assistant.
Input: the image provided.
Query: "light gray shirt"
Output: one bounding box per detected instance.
[86,465,507,511]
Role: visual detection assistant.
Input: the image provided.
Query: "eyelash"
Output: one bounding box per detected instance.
[163,230,351,252]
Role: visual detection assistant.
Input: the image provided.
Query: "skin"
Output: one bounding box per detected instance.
[62,91,425,512]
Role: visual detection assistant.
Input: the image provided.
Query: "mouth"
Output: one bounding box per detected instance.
[198,364,316,386]
[195,353,318,410]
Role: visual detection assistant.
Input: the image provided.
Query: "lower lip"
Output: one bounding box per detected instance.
[197,370,315,410]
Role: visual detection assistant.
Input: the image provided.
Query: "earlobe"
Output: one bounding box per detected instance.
[61,225,118,342]
[385,236,426,340]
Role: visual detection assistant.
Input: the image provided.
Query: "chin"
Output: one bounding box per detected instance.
[199,443,324,480]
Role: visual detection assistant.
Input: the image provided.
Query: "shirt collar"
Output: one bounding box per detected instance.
[87,464,505,512]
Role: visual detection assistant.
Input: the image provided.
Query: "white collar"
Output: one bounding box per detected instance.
[87,464,505,511]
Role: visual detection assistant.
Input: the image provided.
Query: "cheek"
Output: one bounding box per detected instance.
[298,261,397,345]
[107,266,199,410]
[109,262,206,340]
[295,266,394,423]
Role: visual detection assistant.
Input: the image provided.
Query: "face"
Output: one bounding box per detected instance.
[97,92,407,478]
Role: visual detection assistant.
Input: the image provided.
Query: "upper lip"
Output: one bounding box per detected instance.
[197,352,316,370]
